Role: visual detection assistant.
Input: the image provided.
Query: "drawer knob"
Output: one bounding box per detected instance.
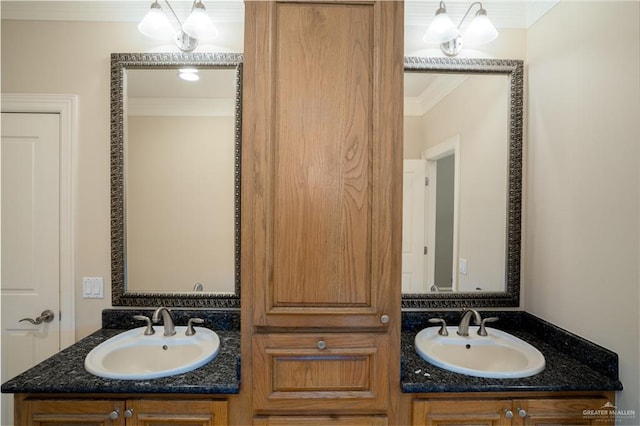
[504,409,514,419]
[109,409,120,420]
[517,408,527,418]
[317,340,327,350]
[380,314,390,324]
[124,408,134,418]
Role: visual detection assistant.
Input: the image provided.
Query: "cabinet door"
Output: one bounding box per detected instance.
[128,399,227,426]
[515,398,613,426]
[15,398,125,426]
[254,415,388,425]
[413,399,512,426]
[253,333,390,411]
[242,0,403,329]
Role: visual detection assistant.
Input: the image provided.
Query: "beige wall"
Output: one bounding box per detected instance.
[526,1,639,414]
[0,20,243,339]
[127,116,235,294]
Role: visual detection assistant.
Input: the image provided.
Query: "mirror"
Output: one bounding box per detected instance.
[111,52,243,308]
[402,57,523,309]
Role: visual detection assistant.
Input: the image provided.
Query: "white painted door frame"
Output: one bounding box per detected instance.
[1,93,77,349]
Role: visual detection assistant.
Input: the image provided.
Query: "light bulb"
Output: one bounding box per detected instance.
[182,2,218,41]
[463,13,498,47]
[138,2,175,41]
[424,12,459,44]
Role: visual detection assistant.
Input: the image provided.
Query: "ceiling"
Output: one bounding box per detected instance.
[1,1,558,29]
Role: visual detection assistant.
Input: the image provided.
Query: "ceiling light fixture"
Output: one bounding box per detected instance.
[138,0,218,52]
[423,1,498,57]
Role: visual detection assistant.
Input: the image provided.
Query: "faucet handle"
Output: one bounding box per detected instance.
[185,318,205,336]
[133,315,155,335]
[428,318,448,336]
[478,316,499,336]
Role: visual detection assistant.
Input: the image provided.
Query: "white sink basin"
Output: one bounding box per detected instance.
[415,326,545,379]
[85,326,220,380]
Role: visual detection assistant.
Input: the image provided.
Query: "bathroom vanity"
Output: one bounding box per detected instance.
[2,309,622,425]
[2,310,240,425]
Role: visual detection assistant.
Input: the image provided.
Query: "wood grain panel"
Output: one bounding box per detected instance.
[516,398,614,426]
[17,399,126,426]
[242,0,403,329]
[272,2,373,307]
[413,399,510,426]
[273,356,371,392]
[255,415,388,425]
[130,399,228,426]
[253,333,389,411]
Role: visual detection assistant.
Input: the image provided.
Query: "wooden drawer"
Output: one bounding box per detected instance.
[254,415,388,425]
[253,333,390,412]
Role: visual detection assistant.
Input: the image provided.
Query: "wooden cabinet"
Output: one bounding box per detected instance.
[254,415,388,425]
[252,333,390,411]
[242,0,403,329]
[241,0,403,423]
[412,394,615,426]
[14,395,228,426]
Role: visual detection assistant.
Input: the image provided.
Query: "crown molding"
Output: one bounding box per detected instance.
[2,1,557,28]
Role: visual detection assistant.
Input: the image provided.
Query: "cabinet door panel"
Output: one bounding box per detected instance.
[255,415,388,425]
[242,0,403,329]
[253,333,389,411]
[516,398,613,426]
[413,399,510,426]
[17,399,125,426]
[128,399,227,426]
[272,2,373,309]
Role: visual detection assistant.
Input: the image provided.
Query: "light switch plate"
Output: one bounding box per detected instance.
[82,277,104,299]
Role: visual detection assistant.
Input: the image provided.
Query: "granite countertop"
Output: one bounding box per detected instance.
[401,311,623,393]
[1,309,240,395]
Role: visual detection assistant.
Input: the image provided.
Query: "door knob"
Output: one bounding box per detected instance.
[19,309,55,325]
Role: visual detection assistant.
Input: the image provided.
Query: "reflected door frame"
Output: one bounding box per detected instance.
[1,93,77,348]
[422,135,460,292]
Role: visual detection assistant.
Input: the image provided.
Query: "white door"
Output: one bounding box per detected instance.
[1,112,62,426]
[402,159,427,293]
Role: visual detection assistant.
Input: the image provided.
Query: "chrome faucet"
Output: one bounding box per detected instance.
[151,307,176,336]
[457,308,482,336]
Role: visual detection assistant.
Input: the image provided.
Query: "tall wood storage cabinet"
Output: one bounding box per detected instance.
[241,0,404,424]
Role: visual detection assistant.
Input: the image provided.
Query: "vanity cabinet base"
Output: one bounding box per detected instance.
[254,415,388,425]
[412,392,615,426]
[14,394,228,426]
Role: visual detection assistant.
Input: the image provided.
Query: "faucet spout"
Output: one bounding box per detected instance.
[457,308,482,336]
[152,307,176,336]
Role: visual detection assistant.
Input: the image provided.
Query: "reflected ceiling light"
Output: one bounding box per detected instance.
[138,0,218,52]
[423,1,498,56]
[178,68,200,81]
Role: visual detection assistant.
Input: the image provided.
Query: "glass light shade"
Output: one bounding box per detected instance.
[182,5,218,41]
[462,14,498,46]
[138,6,175,41]
[423,12,459,44]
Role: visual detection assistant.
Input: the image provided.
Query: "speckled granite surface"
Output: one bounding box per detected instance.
[402,311,623,393]
[1,309,240,395]
[2,309,622,396]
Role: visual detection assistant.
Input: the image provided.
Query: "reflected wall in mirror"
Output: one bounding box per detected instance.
[111,53,242,308]
[402,57,523,309]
